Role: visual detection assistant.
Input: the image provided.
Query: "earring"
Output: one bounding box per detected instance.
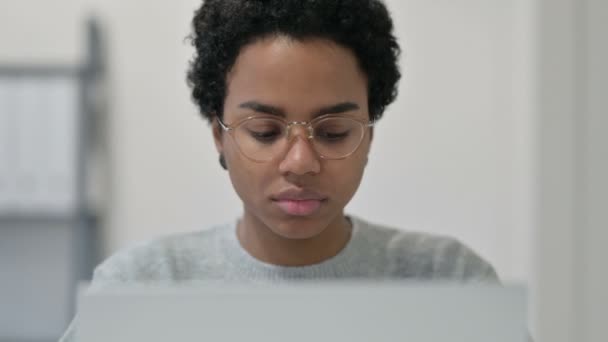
[219,154,228,170]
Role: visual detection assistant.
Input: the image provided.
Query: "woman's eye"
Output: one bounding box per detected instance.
[249,129,281,142]
[316,130,350,142]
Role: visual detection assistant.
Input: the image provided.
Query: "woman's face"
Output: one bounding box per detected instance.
[214,36,371,240]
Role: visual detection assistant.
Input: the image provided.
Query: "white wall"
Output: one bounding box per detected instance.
[0,0,535,282]
[351,0,536,284]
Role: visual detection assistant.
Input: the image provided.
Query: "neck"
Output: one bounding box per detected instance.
[236,211,352,267]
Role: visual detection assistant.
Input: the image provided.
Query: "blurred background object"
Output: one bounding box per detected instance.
[0,17,107,342]
[536,1,608,342]
[0,0,605,342]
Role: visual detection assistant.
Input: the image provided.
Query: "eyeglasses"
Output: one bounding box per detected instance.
[216,114,374,162]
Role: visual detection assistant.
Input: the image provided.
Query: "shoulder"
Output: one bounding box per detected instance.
[352,216,499,282]
[90,223,232,286]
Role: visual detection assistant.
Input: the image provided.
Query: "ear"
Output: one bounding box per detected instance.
[212,118,224,154]
[361,126,373,168]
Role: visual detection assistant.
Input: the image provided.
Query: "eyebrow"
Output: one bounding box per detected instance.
[238,101,360,118]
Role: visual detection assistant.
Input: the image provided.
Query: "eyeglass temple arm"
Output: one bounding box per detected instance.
[216,116,233,131]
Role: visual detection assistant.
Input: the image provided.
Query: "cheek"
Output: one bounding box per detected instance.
[338,140,370,198]
[224,146,273,203]
[324,154,368,203]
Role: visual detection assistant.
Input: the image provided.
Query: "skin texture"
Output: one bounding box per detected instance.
[213,36,372,266]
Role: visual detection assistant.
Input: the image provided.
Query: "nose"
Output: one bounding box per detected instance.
[278,126,321,176]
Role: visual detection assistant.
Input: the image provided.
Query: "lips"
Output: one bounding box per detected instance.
[271,188,327,216]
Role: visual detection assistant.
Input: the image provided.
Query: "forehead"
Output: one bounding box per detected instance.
[224,36,368,118]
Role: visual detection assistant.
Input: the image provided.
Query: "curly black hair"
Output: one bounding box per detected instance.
[187,0,401,123]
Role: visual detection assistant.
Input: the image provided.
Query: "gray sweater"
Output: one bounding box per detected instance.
[58,216,498,341]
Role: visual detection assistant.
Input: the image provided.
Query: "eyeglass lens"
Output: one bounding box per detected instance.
[231,117,366,161]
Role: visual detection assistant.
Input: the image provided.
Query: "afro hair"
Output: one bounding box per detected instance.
[187,0,401,123]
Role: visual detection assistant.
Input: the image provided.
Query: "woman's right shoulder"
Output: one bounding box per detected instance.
[89,222,233,286]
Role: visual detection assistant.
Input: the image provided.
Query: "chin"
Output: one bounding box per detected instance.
[269,217,329,240]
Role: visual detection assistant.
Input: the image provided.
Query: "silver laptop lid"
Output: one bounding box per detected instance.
[77,282,526,342]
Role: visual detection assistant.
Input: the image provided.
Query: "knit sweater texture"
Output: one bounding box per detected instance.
[58,216,498,341]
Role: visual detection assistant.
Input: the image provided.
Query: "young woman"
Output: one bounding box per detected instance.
[59,1,497,340]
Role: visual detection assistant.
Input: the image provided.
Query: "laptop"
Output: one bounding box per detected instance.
[76,282,527,342]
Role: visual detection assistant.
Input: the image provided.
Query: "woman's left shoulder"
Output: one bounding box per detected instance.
[351,216,499,282]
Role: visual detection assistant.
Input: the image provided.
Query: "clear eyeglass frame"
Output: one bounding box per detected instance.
[216,114,375,162]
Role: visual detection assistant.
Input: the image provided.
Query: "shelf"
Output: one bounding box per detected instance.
[0,212,99,225]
